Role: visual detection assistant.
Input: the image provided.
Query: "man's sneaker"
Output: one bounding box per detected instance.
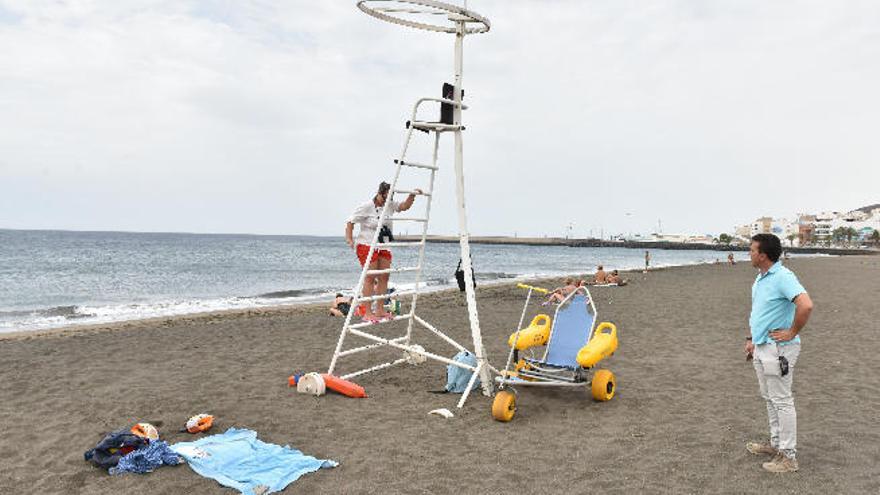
[746,441,778,456]
[762,453,799,473]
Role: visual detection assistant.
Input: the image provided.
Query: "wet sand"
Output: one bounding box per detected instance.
[1,256,879,494]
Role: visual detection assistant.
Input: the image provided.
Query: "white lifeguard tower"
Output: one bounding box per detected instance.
[325,0,494,408]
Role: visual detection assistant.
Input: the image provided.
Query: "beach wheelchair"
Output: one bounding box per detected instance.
[492,284,619,422]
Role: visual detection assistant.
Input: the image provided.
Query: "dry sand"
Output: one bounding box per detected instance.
[1,256,879,494]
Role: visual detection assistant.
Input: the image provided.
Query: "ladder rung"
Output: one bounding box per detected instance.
[355,290,417,303]
[366,266,420,275]
[394,159,438,171]
[347,314,412,330]
[394,217,428,223]
[394,189,432,197]
[407,120,464,132]
[415,97,468,110]
[379,241,425,248]
[432,97,467,110]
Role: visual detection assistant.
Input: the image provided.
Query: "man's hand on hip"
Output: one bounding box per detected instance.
[769,328,797,342]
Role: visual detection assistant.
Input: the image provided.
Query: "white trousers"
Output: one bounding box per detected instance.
[753,342,801,454]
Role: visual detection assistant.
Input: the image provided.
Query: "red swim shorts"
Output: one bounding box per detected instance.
[356,244,392,266]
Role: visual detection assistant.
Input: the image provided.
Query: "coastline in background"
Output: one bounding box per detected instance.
[0,229,815,333]
[401,235,873,254]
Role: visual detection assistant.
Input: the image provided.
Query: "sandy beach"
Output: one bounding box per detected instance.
[1,256,879,494]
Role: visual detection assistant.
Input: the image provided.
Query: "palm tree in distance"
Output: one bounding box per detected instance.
[832,227,847,246]
[845,227,858,246]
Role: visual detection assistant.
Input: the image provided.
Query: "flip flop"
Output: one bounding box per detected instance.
[361,316,381,324]
[379,313,396,322]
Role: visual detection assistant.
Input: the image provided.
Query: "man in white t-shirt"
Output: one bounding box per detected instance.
[345,181,421,322]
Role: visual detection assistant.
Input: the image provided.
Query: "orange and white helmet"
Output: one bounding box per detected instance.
[131,422,159,441]
[185,414,214,434]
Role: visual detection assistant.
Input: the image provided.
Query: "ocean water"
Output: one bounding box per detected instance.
[0,229,751,333]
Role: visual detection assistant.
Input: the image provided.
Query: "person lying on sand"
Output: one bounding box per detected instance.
[607,270,628,286]
[544,278,579,305]
[329,293,352,317]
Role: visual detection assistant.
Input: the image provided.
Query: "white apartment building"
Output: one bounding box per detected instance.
[741,217,799,244]
[734,224,752,239]
[831,209,880,242]
[813,212,836,242]
[739,208,879,247]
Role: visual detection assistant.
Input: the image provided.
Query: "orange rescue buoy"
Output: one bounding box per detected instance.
[185,414,214,434]
[131,423,159,441]
[320,373,367,398]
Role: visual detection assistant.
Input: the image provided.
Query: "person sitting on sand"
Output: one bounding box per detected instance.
[607,270,628,286]
[329,293,352,317]
[588,265,607,285]
[544,277,578,304]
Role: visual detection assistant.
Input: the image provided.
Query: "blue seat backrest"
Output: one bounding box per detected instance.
[544,294,594,367]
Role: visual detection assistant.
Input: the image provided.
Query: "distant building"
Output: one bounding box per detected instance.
[741,208,880,247]
[734,224,752,240]
[837,209,880,243]
[798,214,816,246]
[813,212,836,244]
[685,235,715,244]
[651,233,688,243]
[751,217,774,236]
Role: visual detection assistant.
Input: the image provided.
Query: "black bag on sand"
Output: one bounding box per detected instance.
[455,259,476,292]
[84,430,147,470]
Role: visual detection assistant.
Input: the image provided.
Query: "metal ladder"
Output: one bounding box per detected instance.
[327,94,492,407]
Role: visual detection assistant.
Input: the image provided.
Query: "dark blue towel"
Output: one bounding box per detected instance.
[110,440,182,475]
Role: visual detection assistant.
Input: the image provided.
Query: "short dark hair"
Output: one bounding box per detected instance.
[378,181,391,195]
[751,233,782,262]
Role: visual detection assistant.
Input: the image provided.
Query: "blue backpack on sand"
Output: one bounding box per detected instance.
[445,351,480,393]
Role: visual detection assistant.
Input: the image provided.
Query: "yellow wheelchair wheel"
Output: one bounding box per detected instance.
[492,390,517,422]
[591,369,616,401]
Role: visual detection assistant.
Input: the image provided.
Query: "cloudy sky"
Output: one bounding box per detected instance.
[1,1,878,238]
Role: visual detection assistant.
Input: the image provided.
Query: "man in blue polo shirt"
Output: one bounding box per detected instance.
[744,233,813,473]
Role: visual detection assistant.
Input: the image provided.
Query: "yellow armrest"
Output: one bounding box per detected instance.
[508,314,552,350]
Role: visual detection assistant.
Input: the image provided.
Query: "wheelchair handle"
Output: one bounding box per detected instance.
[594,321,617,339]
[516,283,549,294]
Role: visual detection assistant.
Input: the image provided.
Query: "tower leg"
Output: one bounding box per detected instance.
[452,21,493,397]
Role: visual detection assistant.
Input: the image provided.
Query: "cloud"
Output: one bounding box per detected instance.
[1,0,878,236]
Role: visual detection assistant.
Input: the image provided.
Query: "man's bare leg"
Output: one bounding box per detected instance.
[362,270,377,319]
[374,257,392,317]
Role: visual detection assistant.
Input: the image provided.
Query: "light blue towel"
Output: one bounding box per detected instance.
[171,428,338,495]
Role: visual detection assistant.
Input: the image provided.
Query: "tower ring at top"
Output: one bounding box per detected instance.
[357,0,490,34]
